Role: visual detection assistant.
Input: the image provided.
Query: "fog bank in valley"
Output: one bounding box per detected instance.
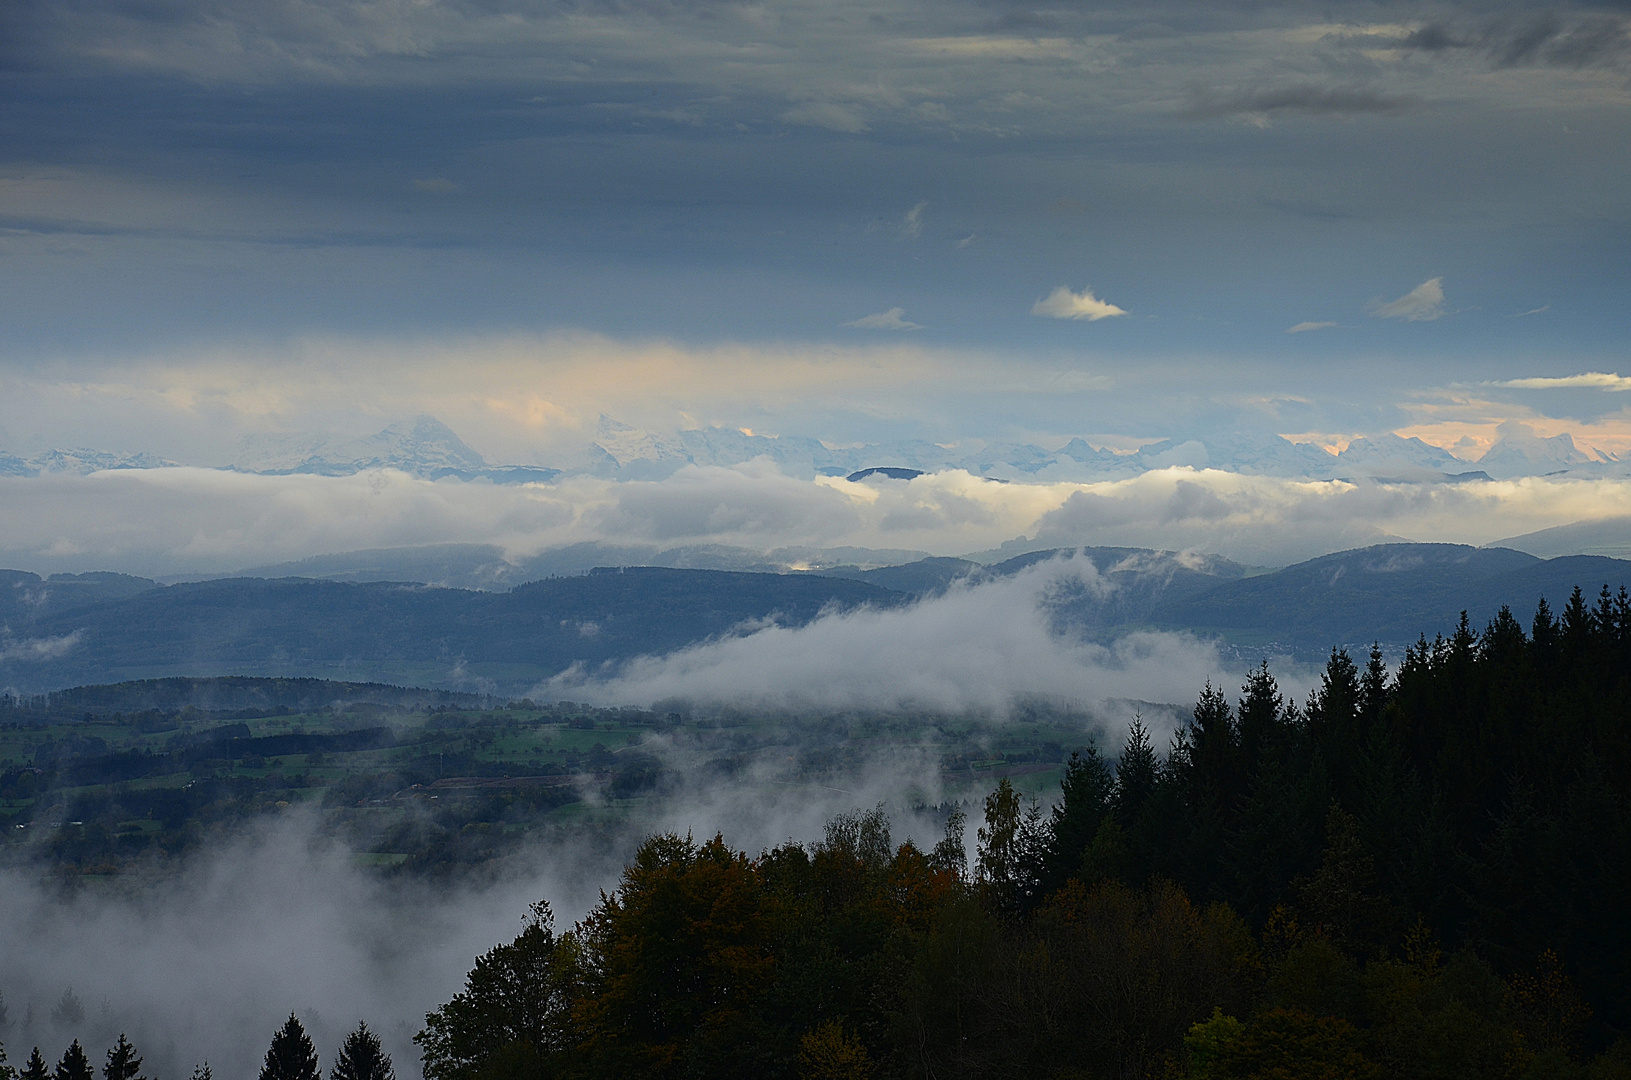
[548,554,1266,728]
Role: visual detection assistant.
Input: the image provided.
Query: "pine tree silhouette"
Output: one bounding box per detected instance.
[102,1036,142,1080]
[53,1042,93,1080]
[330,1023,394,1080]
[259,1016,320,1080]
[20,1049,49,1080]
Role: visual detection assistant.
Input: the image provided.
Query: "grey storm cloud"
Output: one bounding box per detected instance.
[1,0,1629,460]
[1184,84,1416,120]
[1402,10,1631,68]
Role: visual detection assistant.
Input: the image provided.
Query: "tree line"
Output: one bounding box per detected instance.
[0,1017,392,1080]
[412,586,1631,1079]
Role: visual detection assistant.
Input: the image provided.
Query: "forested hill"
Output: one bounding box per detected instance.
[1,544,1628,693]
[412,589,1631,1080]
[0,569,903,693]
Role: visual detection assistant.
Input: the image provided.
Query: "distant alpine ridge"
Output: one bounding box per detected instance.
[1,413,1622,484]
[2,543,1627,695]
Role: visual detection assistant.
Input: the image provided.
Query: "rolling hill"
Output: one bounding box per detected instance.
[3,544,1628,696]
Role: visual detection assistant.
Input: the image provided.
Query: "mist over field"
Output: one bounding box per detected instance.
[0,741,1016,1079]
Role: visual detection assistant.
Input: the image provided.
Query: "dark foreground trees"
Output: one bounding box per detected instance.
[52,1042,92,1080]
[260,1016,320,1080]
[419,588,1631,1080]
[331,1023,394,1080]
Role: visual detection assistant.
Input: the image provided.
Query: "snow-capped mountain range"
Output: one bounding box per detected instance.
[0,414,1619,484]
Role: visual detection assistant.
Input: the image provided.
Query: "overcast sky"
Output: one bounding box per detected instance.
[1,0,1628,570]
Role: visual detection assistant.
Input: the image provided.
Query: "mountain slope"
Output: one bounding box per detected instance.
[1145,544,1629,648]
[0,570,904,693]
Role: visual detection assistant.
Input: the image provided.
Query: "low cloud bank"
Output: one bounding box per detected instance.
[1,464,1628,577]
[547,556,1248,721]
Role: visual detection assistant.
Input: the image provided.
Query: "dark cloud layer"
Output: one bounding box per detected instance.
[0,0,1627,463]
[1403,10,1631,67]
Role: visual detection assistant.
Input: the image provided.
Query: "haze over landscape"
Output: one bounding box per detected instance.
[3,0,1631,1077]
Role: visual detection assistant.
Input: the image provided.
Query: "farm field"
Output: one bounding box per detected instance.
[0,679,1115,878]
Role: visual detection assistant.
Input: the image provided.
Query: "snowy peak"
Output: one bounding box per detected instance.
[306,414,490,476]
[6,415,1617,487]
[0,448,177,477]
[1335,434,1467,477]
[1478,423,1599,478]
[235,416,556,483]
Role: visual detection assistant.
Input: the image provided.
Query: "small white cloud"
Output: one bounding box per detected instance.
[779,102,868,133]
[903,201,927,239]
[842,307,924,331]
[0,630,82,662]
[1031,285,1129,321]
[412,178,459,193]
[1370,277,1446,321]
[1494,372,1631,392]
[1509,305,1550,318]
[1286,321,1339,334]
[957,234,976,248]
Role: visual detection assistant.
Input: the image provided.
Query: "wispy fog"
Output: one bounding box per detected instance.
[547,555,1248,724]
[0,762,967,1080]
[1,815,585,1080]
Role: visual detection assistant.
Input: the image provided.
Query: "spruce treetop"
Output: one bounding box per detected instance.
[331,1022,394,1080]
[260,1015,320,1080]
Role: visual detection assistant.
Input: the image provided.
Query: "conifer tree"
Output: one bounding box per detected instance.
[49,992,83,1030]
[1359,642,1389,728]
[1114,714,1159,828]
[53,1042,92,1080]
[1237,660,1287,763]
[20,1050,48,1080]
[330,1023,393,1080]
[928,805,967,881]
[1184,680,1237,797]
[102,1035,142,1080]
[1,1035,13,1080]
[1042,745,1114,892]
[1531,597,1557,652]
[188,1064,212,1080]
[260,1015,320,1080]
